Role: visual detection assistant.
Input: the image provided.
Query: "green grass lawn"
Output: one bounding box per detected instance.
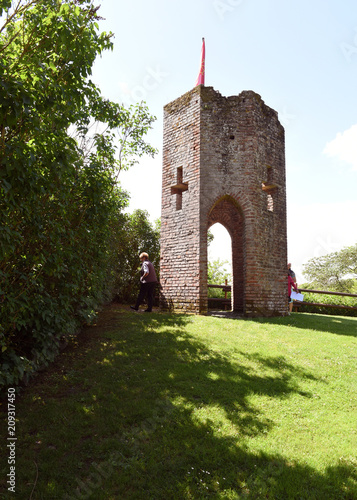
[1,306,356,499]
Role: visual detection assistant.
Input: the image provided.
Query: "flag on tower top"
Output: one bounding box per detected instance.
[195,38,205,86]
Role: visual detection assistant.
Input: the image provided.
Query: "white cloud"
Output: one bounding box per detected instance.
[323,124,357,171]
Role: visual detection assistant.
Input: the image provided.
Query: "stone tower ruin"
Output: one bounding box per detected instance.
[160,85,288,316]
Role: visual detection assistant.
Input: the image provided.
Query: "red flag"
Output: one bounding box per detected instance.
[195,38,205,86]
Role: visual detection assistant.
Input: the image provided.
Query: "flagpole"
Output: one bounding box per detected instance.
[195,37,205,86]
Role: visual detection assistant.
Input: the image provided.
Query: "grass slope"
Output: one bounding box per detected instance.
[1,306,356,499]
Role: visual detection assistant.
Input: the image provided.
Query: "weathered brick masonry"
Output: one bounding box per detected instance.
[160,85,288,316]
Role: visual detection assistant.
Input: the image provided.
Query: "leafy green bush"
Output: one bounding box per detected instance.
[114,210,160,304]
[298,292,357,317]
[0,0,156,388]
[207,259,231,310]
[207,259,231,298]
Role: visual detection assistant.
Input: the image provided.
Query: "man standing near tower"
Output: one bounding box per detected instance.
[131,253,158,312]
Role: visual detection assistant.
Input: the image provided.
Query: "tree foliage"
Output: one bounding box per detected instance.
[0,0,156,387]
[207,259,231,298]
[302,243,357,293]
[114,210,160,304]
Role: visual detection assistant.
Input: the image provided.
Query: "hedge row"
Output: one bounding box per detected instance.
[297,292,357,317]
[0,0,156,388]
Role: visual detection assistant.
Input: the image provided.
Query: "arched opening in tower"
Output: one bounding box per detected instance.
[207,195,245,313]
[207,223,232,310]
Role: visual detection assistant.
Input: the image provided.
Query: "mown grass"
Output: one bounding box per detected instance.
[1,306,356,499]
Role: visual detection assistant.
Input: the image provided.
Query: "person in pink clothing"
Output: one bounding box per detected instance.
[288,271,299,313]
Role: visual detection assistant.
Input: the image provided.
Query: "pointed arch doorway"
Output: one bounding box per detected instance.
[208,223,232,310]
[207,196,245,313]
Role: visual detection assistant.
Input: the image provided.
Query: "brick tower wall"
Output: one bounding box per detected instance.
[160,90,202,311]
[160,86,288,316]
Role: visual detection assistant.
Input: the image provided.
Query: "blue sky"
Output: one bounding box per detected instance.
[92,0,357,283]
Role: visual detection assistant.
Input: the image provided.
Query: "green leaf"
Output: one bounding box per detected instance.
[0,0,156,390]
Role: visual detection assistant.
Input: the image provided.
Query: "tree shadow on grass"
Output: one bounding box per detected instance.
[210,310,357,337]
[3,305,356,499]
[255,313,357,338]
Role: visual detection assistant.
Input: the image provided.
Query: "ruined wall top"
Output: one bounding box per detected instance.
[164,86,281,128]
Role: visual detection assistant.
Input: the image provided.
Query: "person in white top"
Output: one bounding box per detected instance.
[130,252,158,312]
